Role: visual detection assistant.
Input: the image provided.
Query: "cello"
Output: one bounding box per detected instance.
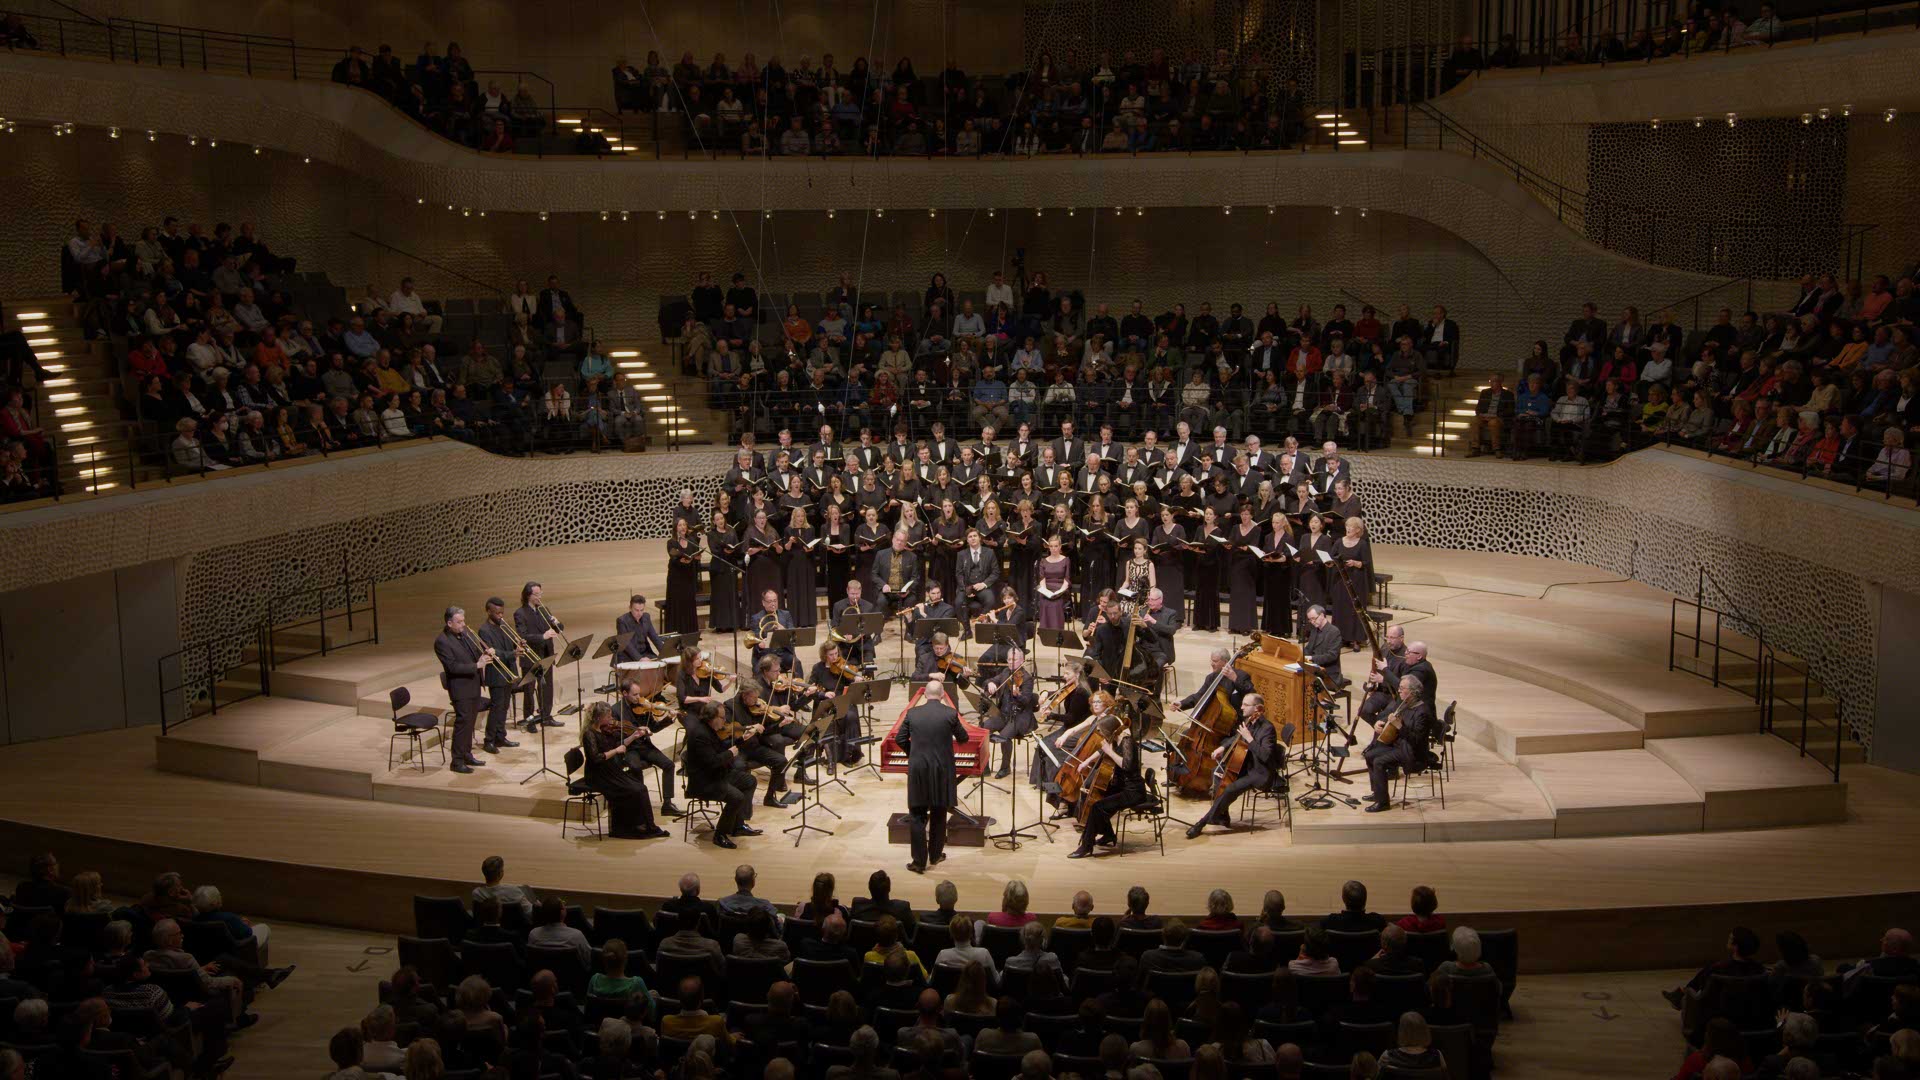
[1173,635,1263,796]
[1053,726,1113,824]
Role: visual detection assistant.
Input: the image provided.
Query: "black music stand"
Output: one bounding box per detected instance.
[555,634,597,718]
[834,611,888,669]
[783,708,840,846]
[593,632,633,695]
[1036,627,1084,681]
[657,631,701,656]
[1296,676,1363,810]
[762,627,806,677]
[880,580,920,674]
[838,679,891,783]
[1150,722,1202,830]
[972,622,1023,670]
[959,688,1007,805]
[518,654,565,785]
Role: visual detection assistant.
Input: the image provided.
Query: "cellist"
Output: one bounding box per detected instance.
[1041,690,1118,819]
[1170,648,1254,790]
[1068,710,1152,859]
[1184,694,1281,840]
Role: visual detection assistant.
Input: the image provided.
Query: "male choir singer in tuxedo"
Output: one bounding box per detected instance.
[896,672,970,874]
[870,529,921,615]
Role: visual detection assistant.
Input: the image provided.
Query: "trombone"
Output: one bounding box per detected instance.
[535,602,564,634]
[464,629,518,683]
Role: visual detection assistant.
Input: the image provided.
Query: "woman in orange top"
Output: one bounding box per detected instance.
[781,304,813,348]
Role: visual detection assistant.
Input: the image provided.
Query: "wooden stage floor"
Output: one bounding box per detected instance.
[0,542,1909,972]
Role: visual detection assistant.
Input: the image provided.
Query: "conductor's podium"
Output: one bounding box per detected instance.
[1237,633,1315,743]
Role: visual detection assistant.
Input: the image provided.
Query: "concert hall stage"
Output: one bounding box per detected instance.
[0,541,1909,972]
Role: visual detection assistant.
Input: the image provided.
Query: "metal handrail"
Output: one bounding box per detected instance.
[265,557,381,668]
[346,231,508,296]
[156,622,269,734]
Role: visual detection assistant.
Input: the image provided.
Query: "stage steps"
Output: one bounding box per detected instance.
[1644,734,1849,830]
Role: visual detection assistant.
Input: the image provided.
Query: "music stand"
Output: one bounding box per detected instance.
[838,679,891,783]
[1036,627,1084,680]
[555,634,596,718]
[762,628,805,676]
[783,708,840,846]
[1150,722,1201,830]
[657,631,701,656]
[592,632,632,695]
[518,655,565,785]
[881,582,920,673]
[972,621,1023,665]
[959,687,1007,803]
[1297,682,1363,810]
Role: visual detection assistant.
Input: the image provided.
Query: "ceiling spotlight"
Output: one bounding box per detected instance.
[710,210,719,220]
[208,138,217,147]
[621,210,630,221]
[600,210,609,222]
[1886,108,1899,122]
[1359,207,1369,218]
[874,208,883,218]
[1818,107,1831,120]
[763,210,772,220]
[108,127,119,139]
[1842,104,1853,116]
[1725,112,1737,127]
[987,208,995,217]
[1135,207,1143,217]
[477,209,486,218]
[1034,208,1042,218]
[1223,206,1232,215]
[688,210,696,221]
[826,208,835,219]
[656,210,665,221]
[927,208,936,218]
[1332,206,1341,216]
[416,196,424,205]
[146,129,156,142]
[1114,206,1123,216]
[461,207,471,218]
[1267,205,1275,215]
[302,156,311,164]
[188,135,198,146]
[1801,113,1812,125]
[251,145,261,155]
[1692,116,1703,128]
[539,211,549,222]
[1650,118,1661,130]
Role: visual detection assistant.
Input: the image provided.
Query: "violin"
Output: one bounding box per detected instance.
[692,657,735,689]
[827,656,862,681]
[934,653,977,680]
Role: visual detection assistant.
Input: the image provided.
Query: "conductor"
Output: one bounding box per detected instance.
[896,672,970,874]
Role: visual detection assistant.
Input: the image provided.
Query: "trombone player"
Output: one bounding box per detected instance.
[477,598,524,755]
[434,606,501,773]
[514,581,564,731]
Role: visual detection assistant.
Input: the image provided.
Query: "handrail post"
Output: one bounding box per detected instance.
[1693,567,1703,660]
[319,595,329,657]
[1711,614,1721,688]
[205,645,218,716]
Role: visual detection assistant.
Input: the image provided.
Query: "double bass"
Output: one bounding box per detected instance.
[1174,635,1262,796]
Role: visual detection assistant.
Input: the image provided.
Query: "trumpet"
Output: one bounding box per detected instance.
[464,629,518,683]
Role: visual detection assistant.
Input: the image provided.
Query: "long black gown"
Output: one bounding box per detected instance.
[1260,528,1296,637]
[706,526,743,632]
[1151,523,1188,620]
[931,517,966,602]
[743,525,785,613]
[1078,516,1116,620]
[1294,529,1335,636]
[854,522,889,590]
[1329,534,1375,646]
[1191,522,1225,631]
[821,519,855,606]
[783,524,819,627]
[665,535,702,635]
[1227,521,1263,633]
[1008,516,1042,599]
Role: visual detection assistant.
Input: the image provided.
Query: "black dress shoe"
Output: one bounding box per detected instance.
[539,716,564,727]
[713,835,738,849]
[636,826,671,839]
[1364,800,1391,813]
[659,801,684,817]
[905,861,927,874]
[265,965,296,989]
[1067,846,1094,859]
[495,738,520,748]
[463,756,488,767]
[481,742,501,755]
[733,824,764,837]
[992,766,1012,779]
[1184,822,1205,840]
[451,762,474,774]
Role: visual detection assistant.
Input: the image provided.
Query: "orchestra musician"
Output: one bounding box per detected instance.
[676,647,732,709]
[616,677,683,817]
[980,647,1038,779]
[828,579,880,665]
[614,593,665,665]
[870,528,921,614]
[972,584,1029,673]
[680,701,761,848]
[1038,690,1116,815]
[1184,693,1283,839]
[1170,646,1252,786]
[1138,587,1181,672]
[806,640,865,766]
[748,589,798,673]
[432,605,492,773]
[581,702,671,840]
[1364,674,1436,813]
[476,599,522,755]
[513,582,563,731]
[1068,712,1153,860]
[725,679,801,808]
[896,672,970,873]
[913,632,972,689]
[1358,624,1408,725]
[1302,604,1345,685]
[906,583,958,668]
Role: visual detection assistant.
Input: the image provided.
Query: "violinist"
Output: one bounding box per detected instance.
[981,647,1038,779]
[807,640,866,766]
[1184,693,1280,840]
[581,702,670,840]
[906,582,958,668]
[725,679,801,808]
[913,631,972,688]
[828,579,880,665]
[676,647,734,709]
[615,679,683,818]
[681,701,759,848]
[1068,711,1152,860]
[1040,690,1116,817]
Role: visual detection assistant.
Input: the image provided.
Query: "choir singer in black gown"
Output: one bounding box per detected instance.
[664,520,702,635]
[705,509,742,633]
[897,672,970,873]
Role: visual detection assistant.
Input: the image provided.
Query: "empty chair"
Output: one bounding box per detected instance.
[1188,928,1244,970]
[1338,1019,1396,1059]
[590,907,652,950]
[790,957,855,1005]
[1425,1021,1474,1080]
[1221,970,1273,1012]
[1371,972,1432,1017]
[780,916,818,953]
[414,896,470,943]
[1292,972,1351,1019]
[980,923,1025,966]
[1403,930,1452,974]
[724,955,786,1006]
[398,936,461,991]
[1475,928,1519,1012]
[1146,969,1200,1008]
[1324,929,1382,974]
[1117,925,1164,956]
[460,940,525,994]
[1048,926,1093,972]
[525,943,591,997]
